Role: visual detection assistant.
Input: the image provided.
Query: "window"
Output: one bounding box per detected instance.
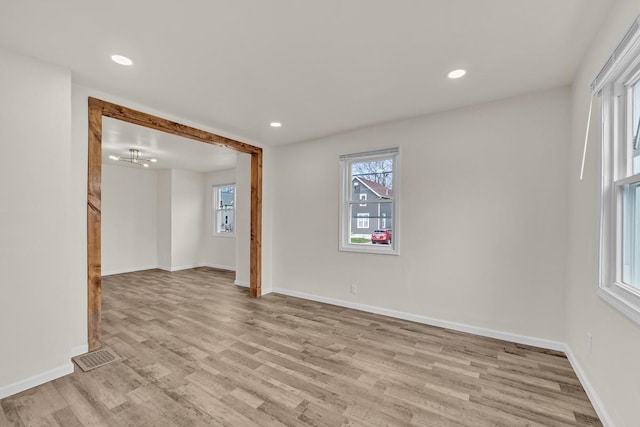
[357,213,369,229]
[597,19,640,324]
[213,184,235,236]
[339,147,399,254]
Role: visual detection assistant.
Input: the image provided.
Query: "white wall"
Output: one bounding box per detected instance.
[102,164,158,275]
[272,87,570,344]
[0,48,75,397]
[567,1,640,425]
[235,153,252,286]
[171,169,205,270]
[202,168,237,270]
[156,169,172,270]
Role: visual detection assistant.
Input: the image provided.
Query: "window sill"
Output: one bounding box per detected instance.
[213,233,236,238]
[597,285,640,326]
[339,244,399,255]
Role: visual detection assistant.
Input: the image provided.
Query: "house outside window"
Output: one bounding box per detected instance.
[357,213,369,229]
[213,184,235,236]
[596,20,640,325]
[339,147,399,254]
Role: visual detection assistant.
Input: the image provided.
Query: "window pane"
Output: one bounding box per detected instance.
[218,185,234,208]
[622,181,640,290]
[216,209,234,233]
[351,158,393,201]
[213,184,235,234]
[349,203,393,245]
[633,81,640,174]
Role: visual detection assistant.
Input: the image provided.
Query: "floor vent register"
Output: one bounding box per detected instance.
[72,348,121,372]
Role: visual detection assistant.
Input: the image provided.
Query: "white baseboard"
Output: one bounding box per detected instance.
[0,362,74,400]
[157,264,204,272]
[271,288,617,423]
[106,264,236,275]
[563,346,613,427]
[233,280,271,296]
[169,264,201,272]
[102,265,158,276]
[271,288,565,351]
[70,344,89,358]
[202,263,235,271]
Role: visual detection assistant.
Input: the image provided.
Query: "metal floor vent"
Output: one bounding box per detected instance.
[72,348,121,372]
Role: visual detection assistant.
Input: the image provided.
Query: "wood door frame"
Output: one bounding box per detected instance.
[87,97,262,351]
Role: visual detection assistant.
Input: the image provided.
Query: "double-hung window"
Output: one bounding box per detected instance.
[339,147,399,254]
[213,184,235,236]
[597,18,640,324]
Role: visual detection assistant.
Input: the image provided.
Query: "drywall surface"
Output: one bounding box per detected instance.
[102,164,158,275]
[202,168,236,270]
[567,1,640,425]
[0,47,73,393]
[272,87,570,343]
[170,169,205,270]
[156,169,172,270]
[235,153,251,285]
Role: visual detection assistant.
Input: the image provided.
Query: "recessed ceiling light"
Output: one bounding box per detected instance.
[143,163,149,168]
[447,69,466,79]
[108,155,119,161]
[150,158,157,163]
[270,122,282,128]
[111,54,133,66]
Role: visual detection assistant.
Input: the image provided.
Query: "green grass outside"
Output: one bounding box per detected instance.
[350,237,371,244]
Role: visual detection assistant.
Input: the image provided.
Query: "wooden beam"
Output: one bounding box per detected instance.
[250,151,263,297]
[89,98,261,155]
[87,100,103,351]
[87,97,263,349]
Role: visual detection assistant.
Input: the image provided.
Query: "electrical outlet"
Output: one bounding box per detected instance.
[586,333,593,353]
[350,283,357,294]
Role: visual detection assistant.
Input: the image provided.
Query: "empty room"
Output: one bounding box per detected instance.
[1,1,639,426]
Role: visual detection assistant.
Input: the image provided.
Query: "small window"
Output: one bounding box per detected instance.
[597,18,640,324]
[213,184,235,236]
[357,213,369,229]
[339,147,399,254]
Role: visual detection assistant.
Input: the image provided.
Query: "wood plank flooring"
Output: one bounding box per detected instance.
[0,268,601,426]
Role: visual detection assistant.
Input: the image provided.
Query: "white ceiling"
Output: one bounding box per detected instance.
[0,0,614,146]
[102,117,237,172]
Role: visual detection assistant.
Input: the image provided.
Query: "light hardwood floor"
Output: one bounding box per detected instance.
[1,268,601,426]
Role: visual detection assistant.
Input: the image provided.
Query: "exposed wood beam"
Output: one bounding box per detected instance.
[87,97,263,351]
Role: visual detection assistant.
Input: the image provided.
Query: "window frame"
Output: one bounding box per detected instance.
[597,20,640,325]
[213,183,236,237]
[339,147,400,255]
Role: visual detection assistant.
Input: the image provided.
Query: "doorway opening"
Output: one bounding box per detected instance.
[87,97,262,351]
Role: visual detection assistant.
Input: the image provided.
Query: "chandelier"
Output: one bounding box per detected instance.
[109,149,157,168]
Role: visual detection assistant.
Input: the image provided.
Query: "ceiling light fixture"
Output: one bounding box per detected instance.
[111,54,133,66]
[447,69,467,79]
[110,149,156,167]
[270,122,282,128]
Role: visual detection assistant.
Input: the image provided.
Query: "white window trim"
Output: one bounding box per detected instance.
[359,193,367,206]
[339,147,400,255]
[597,18,640,326]
[213,183,236,237]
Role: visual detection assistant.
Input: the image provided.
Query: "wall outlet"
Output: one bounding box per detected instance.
[350,283,358,294]
[586,332,593,353]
